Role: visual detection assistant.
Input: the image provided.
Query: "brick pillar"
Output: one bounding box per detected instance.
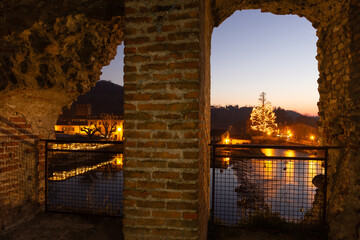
[123,0,210,239]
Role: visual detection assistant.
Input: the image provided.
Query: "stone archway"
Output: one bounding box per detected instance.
[0,13,124,135]
[0,0,124,230]
[210,1,359,239]
[122,0,359,239]
[0,0,359,239]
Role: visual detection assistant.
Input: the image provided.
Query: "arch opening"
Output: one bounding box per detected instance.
[209,9,324,231]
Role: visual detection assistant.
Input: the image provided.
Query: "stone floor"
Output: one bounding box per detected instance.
[0,213,326,240]
[210,225,327,240]
[0,212,124,240]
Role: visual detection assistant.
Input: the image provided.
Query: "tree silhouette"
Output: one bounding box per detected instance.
[97,113,119,139]
[250,92,277,134]
[81,124,100,138]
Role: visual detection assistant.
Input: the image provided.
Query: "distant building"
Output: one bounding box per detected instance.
[211,129,251,145]
[211,129,230,144]
[76,104,92,116]
[55,115,124,141]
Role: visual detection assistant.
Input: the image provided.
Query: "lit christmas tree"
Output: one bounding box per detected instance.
[250,92,277,134]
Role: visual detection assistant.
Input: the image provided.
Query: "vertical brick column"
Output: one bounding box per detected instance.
[123,0,210,239]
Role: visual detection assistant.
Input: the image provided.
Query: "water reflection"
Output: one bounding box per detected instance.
[285,161,294,184]
[262,148,275,156]
[262,160,274,180]
[49,154,123,181]
[284,150,296,158]
[308,160,320,181]
[211,149,324,225]
[47,153,123,216]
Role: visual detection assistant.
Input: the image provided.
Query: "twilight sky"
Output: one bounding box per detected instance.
[101,10,319,116]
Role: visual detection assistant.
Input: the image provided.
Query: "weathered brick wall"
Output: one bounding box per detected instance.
[0,115,44,231]
[123,0,209,239]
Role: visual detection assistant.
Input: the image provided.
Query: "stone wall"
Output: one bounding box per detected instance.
[198,0,212,238]
[317,1,360,239]
[0,0,360,239]
[0,13,124,135]
[211,1,360,239]
[0,1,124,232]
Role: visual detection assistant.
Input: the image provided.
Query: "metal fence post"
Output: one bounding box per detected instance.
[323,148,328,226]
[212,144,216,224]
[44,140,48,213]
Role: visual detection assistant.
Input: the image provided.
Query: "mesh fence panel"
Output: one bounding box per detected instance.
[210,145,326,227]
[46,141,123,217]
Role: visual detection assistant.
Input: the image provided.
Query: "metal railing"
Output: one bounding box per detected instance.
[43,139,123,217]
[210,144,330,227]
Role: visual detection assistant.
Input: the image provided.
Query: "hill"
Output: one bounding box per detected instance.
[211,105,319,137]
[60,80,124,118]
[59,83,318,135]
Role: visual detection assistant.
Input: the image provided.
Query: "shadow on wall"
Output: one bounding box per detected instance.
[0,114,42,232]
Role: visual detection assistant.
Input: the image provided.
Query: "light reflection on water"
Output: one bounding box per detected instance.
[49,154,123,181]
[47,154,123,216]
[210,149,324,226]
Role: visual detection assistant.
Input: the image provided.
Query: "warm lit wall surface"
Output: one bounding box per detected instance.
[123,1,210,238]
[0,0,359,239]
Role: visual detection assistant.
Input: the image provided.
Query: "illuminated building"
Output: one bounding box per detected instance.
[55,116,124,141]
[210,129,230,144]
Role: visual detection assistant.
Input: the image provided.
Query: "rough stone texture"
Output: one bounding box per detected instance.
[0,13,124,135]
[316,1,360,239]
[211,1,359,239]
[0,0,360,239]
[198,0,212,239]
[0,1,124,232]
[212,0,346,29]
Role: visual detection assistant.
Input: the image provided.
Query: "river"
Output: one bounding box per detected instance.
[210,148,324,226]
[47,154,124,216]
[47,148,323,223]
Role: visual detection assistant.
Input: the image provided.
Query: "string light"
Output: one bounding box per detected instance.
[250,92,277,134]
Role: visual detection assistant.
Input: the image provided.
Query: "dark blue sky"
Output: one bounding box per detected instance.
[101,10,318,116]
